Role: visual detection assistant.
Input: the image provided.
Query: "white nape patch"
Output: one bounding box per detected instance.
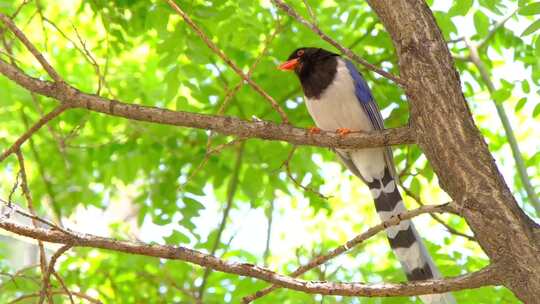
[394,242,425,271]
[376,201,410,238]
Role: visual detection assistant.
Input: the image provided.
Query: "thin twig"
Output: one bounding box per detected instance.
[400,185,475,241]
[0,12,62,82]
[271,0,406,86]
[302,0,318,25]
[197,143,245,301]
[0,104,70,163]
[52,272,75,304]
[241,203,454,302]
[15,150,50,301]
[281,145,330,199]
[21,111,64,222]
[166,0,289,123]
[39,245,72,304]
[465,38,540,217]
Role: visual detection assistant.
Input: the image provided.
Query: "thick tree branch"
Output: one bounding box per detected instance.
[0,58,415,150]
[271,0,406,86]
[0,203,500,298]
[365,1,540,301]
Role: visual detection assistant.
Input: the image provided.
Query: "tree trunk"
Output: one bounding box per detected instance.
[366,0,540,302]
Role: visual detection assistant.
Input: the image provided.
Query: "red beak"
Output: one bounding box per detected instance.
[278,58,300,71]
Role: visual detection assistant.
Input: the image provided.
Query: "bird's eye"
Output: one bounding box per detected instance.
[297,49,304,57]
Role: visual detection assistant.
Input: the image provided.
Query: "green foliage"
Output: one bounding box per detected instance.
[0,0,537,303]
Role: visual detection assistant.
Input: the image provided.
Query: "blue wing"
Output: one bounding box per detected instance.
[344,60,396,177]
[344,60,385,130]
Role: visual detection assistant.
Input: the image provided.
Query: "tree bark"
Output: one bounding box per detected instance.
[365,1,540,302]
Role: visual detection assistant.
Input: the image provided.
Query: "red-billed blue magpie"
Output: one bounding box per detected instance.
[279,47,455,304]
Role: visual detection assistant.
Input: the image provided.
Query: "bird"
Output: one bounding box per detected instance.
[278,47,455,304]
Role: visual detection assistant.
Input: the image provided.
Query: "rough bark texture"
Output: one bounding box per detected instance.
[365,1,540,302]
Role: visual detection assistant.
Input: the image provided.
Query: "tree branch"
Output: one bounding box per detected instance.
[0,58,415,150]
[0,12,62,82]
[270,0,406,86]
[38,245,71,304]
[242,203,455,302]
[465,38,540,217]
[0,205,500,298]
[0,104,70,162]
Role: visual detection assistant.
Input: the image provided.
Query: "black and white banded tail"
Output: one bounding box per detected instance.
[367,168,456,304]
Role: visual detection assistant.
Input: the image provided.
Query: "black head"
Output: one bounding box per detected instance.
[278,47,340,98]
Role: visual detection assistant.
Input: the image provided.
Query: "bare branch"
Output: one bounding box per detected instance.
[166,0,289,123]
[0,12,62,82]
[0,210,501,298]
[0,104,70,162]
[242,203,455,302]
[0,57,415,150]
[271,0,406,86]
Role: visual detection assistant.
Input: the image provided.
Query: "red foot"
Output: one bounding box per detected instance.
[336,128,352,137]
[308,126,321,135]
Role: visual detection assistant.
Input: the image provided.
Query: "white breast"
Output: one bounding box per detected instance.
[305,59,386,182]
[305,59,373,132]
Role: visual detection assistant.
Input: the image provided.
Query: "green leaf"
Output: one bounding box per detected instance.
[164,230,191,244]
[521,19,540,36]
[533,103,540,117]
[519,2,540,15]
[449,0,474,16]
[521,80,530,93]
[491,88,511,103]
[515,97,527,112]
[474,11,491,36]
[536,36,540,57]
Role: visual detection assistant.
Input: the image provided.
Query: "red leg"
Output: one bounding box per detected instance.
[308,126,321,135]
[336,128,352,137]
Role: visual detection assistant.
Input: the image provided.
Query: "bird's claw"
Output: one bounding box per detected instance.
[336,128,351,137]
[308,127,321,135]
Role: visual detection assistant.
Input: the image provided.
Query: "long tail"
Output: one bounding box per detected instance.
[366,167,456,304]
